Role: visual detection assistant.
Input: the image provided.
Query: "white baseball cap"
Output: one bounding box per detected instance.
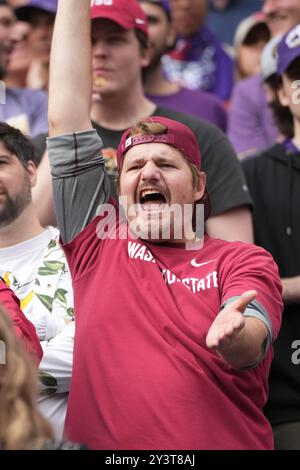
[260,34,283,80]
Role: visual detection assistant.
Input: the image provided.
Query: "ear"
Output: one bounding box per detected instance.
[277,85,290,108]
[166,23,177,51]
[140,44,152,69]
[194,172,206,202]
[26,160,37,188]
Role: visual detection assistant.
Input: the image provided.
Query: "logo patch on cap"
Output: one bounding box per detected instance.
[125,137,132,149]
[91,0,113,6]
[286,25,300,49]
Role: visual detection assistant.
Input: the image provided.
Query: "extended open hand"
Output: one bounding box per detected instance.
[206,290,257,349]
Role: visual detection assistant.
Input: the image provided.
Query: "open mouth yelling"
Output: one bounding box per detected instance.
[138,188,168,212]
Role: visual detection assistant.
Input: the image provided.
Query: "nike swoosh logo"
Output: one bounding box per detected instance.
[191,259,216,268]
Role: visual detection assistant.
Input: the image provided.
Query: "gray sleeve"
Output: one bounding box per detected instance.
[222,297,273,364]
[47,130,111,243]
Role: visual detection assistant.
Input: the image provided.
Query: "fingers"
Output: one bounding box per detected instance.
[229,290,257,314]
[206,290,257,350]
[206,315,245,349]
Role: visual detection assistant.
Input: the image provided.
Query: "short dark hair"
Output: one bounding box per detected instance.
[265,74,294,139]
[134,29,149,50]
[284,56,300,82]
[0,122,35,167]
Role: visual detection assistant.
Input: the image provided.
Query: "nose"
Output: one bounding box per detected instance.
[10,24,27,45]
[140,160,161,182]
[262,0,277,15]
[3,20,15,48]
[92,39,109,58]
[172,0,190,11]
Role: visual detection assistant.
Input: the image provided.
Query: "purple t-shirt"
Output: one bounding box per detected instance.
[146,87,227,132]
[0,87,48,137]
[228,75,279,158]
[162,27,234,101]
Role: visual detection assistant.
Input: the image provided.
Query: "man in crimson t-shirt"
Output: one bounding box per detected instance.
[47,0,283,450]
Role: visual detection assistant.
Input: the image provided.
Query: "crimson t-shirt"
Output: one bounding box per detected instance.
[63,216,282,450]
[0,280,42,364]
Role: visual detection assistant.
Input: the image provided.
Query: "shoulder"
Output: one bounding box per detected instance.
[233,75,262,92]
[242,144,283,172]
[46,226,61,241]
[62,201,118,254]
[8,87,48,104]
[206,235,276,266]
[231,75,263,102]
[155,105,224,140]
[0,280,19,303]
[183,87,225,110]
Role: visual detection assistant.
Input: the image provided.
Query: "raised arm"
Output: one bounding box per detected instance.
[47,0,110,243]
[48,0,92,135]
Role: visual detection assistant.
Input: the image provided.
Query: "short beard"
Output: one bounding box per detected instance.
[0,174,32,228]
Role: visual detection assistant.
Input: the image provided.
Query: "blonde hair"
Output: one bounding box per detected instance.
[0,306,53,450]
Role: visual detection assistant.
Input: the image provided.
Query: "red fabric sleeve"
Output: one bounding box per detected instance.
[0,280,43,365]
[219,245,283,342]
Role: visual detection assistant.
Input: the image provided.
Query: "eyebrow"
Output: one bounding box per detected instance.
[125,155,176,166]
[0,153,13,160]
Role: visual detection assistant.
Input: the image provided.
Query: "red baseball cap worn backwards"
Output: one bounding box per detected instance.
[117,116,211,220]
[90,0,148,37]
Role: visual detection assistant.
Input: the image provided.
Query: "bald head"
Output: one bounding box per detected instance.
[169,0,209,37]
[262,0,300,37]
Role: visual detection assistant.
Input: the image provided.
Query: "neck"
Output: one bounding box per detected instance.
[5,69,28,88]
[143,63,180,96]
[293,116,300,150]
[91,81,156,130]
[0,204,44,248]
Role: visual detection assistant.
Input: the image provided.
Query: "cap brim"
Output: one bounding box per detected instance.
[15,6,56,21]
[91,11,133,30]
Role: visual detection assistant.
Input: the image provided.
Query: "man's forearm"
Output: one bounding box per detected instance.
[216,317,268,369]
[49,0,92,135]
[205,206,254,243]
[32,150,57,227]
[282,276,300,304]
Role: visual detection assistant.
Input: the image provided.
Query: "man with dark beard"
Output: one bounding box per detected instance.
[0,122,74,440]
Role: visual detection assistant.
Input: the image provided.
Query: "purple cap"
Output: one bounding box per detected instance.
[139,0,171,19]
[15,0,57,21]
[277,24,300,75]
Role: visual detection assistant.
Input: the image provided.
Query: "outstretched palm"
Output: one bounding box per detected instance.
[206,290,257,349]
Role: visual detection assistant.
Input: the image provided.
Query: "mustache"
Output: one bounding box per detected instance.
[0,186,8,196]
[267,12,288,21]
